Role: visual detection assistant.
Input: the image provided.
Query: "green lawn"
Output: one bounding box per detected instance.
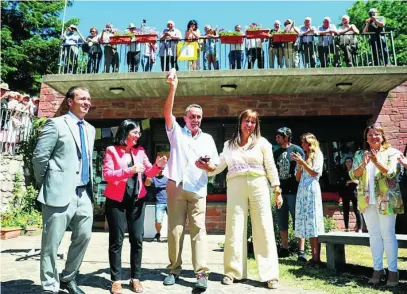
[247,245,407,294]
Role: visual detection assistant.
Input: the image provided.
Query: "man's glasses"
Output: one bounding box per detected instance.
[90,31,96,33]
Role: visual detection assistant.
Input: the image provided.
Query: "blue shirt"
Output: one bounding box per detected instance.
[151,176,168,204]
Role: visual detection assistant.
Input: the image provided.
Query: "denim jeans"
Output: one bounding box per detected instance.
[363,204,398,272]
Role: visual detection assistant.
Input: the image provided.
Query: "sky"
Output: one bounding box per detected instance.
[64,0,357,35]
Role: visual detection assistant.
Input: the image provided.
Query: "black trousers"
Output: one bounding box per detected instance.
[160,56,179,72]
[127,51,141,72]
[342,194,362,230]
[106,194,146,281]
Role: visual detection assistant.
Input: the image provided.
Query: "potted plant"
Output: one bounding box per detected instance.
[271,31,298,43]
[245,23,270,39]
[218,30,244,44]
[109,29,132,45]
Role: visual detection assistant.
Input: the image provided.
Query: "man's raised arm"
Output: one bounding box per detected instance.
[163,73,178,131]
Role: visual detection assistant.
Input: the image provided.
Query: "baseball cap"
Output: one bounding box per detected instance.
[276,127,292,138]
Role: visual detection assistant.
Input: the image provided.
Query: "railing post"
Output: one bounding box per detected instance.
[390,31,397,66]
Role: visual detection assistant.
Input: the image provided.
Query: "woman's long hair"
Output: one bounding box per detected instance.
[363,123,391,151]
[228,109,261,150]
[113,119,140,147]
[301,133,320,165]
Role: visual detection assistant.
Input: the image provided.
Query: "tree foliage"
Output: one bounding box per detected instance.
[345,0,407,65]
[1,0,78,95]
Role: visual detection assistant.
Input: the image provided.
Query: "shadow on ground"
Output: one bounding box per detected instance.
[280,258,407,294]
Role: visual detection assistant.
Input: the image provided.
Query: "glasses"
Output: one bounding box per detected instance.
[90,31,96,33]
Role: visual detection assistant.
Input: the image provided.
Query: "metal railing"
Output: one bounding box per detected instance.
[0,107,34,155]
[57,31,398,74]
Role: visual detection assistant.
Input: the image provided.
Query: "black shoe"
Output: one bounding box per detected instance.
[154,233,161,242]
[278,247,290,258]
[297,250,307,262]
[60,279,85,294]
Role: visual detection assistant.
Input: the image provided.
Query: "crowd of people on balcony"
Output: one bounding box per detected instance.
[0,82,39,155]
[59,7,391,74]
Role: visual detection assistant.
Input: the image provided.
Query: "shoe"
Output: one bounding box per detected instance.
[41,291,57,294]
[60,279,85,294]
[386,271,399,287]
[129,279,144,293]
[297,251,307,262]
[196,272,208,289]
[111,281,122,294]
[163,273,179,286]
[221,275,233,285]
[368,269,386,285]
[278,247,290,258]
[305,259,321,268]
[153,233,161,242]
[267,280,279,289]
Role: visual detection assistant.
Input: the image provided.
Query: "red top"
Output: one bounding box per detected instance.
[103,145,161,202]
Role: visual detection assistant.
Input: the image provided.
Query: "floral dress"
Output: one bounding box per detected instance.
[295,150,325,238]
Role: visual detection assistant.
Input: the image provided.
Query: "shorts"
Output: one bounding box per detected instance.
[277,193,297,231]
[155,203,167,223]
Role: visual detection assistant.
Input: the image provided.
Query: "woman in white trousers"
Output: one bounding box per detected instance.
[196,109,282,289]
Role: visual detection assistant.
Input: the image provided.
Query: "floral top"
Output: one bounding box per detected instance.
[209,137,280,187]
[349,147,404,215]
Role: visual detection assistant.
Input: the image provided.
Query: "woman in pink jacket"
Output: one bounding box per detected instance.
[103,119,167,294]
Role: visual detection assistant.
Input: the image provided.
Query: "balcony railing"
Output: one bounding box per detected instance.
[0,108,34,155]
[57,31,398,75]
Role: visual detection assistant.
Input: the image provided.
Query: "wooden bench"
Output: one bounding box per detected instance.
[318,232,407,271]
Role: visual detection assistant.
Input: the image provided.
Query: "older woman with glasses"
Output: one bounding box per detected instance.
[349,124,403,287]
[85,27,102,73]
[103,119,167,293]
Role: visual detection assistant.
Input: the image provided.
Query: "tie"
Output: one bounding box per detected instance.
[77,121,89,184]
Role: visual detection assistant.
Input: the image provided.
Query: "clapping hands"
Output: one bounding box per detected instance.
[155,155,168,168]
[291,152,304,166]
[398,154,407,168]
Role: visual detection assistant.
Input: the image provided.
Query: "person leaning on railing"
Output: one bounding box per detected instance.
[229,25,244,70]
[337,15,359,67]
[363,8,389,66]
[349,124,403,287]
[61,24,85,74]
[317,17,340,68]
[202,25,219,70]
[282,19,300,68]
[159,20,181,72]
[126,23,142,73]
[100,23,120,73]
[185,19,201,71]
[299,17,317,68]
[268,20,284,69]
[85,27,102,74]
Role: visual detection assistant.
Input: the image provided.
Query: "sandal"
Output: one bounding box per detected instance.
[267,279,279,289]
[111,281,122,294]
[221,275,233,285]
[129,279,144,293]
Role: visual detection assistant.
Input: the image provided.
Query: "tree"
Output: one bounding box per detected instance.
[345,0,407,65]
[1,0,78,95]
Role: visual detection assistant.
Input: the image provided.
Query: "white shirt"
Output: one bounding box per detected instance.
[209,137,280,187]
[163,116,219,197]
[67,111,90,186]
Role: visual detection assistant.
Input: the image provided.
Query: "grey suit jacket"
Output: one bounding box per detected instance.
[33,114,96,207]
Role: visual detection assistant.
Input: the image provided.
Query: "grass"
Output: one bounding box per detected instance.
[247,245,407,294]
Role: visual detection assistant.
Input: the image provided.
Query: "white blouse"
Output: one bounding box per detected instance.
[210,137,280,187]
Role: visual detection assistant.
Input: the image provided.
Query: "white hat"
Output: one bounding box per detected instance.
[369,8,378,13]
[205,24,211,29]
[0,82,9,91]
[128,23,136,29]
[274,20,281,25]
[167,20,174,25]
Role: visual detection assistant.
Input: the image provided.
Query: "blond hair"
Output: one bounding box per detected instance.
[301,133,321,165]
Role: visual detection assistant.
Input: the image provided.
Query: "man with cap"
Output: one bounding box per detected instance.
[159,20,181,71]
[126,23,142,72]
[268,20,284,69]
[283,19,300,68]
[61,24,85,74]
[274,127,306,261]
[363,8,389,66]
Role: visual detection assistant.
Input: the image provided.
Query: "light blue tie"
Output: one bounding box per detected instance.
[77,121,89,184]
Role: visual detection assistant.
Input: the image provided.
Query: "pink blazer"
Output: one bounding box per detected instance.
[103,145,161,202]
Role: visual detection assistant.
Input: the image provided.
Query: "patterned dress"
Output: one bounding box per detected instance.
[295,150,325,238]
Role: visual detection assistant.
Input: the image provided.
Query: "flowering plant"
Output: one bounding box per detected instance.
[112,28,122,36]
[245,23,264,31]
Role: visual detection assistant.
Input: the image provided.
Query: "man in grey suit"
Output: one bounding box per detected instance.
[33,86,95,294]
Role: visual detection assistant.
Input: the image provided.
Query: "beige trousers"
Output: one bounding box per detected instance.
[166,180,208,275]
[224,176,279,282]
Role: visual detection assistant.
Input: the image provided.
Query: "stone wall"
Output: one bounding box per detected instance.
[0,155,26,212]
